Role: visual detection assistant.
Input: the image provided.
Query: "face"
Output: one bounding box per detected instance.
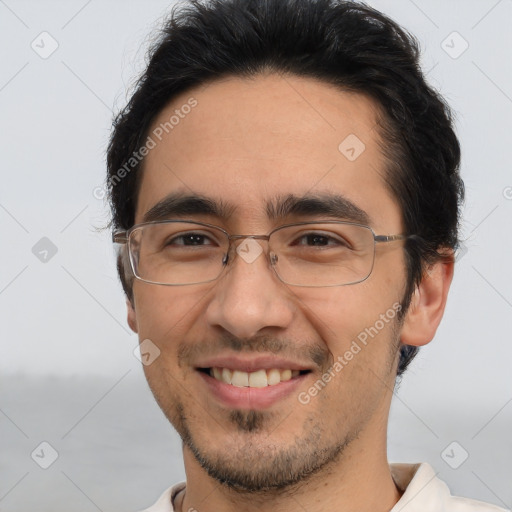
[128,73,410,491]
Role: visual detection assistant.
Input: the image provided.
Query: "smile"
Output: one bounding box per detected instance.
[204,367,307,387]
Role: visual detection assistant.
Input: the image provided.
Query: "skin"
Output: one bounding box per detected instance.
[125,73,454,512]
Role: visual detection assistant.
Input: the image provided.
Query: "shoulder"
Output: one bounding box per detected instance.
[390,462,509,512]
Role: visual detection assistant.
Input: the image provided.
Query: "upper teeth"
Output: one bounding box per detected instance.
[210,368,301,387]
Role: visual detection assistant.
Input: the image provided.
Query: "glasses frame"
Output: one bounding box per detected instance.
[113,219,409,287]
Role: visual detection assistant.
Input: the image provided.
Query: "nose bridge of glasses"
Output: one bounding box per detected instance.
[227,234,271,255]
[224,234,279,269]
[228,234,271,242]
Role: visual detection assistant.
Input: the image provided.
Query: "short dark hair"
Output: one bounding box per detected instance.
[106,0,464,377]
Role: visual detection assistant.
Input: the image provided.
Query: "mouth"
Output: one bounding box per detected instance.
[195,358,313,409]
[197,367,311,388]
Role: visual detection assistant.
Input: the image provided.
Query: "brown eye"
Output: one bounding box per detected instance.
[292,232,349,248]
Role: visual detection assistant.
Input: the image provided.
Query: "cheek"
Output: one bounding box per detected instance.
[134,287,204,408]
[132,283,207,348]
[295,282,402,378]
[297,282,398,336]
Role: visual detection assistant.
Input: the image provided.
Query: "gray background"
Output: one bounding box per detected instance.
[1,0,511,510]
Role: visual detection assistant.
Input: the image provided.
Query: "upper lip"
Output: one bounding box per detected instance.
[195,355,313,373]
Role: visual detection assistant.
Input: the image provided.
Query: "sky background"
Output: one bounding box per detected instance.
[1,0,511,510]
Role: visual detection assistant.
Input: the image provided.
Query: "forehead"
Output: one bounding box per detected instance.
[135,73,401,232]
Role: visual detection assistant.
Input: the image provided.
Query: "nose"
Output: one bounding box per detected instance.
[204,238,295,339]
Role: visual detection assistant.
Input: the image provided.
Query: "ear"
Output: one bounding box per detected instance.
[400,254,454,347]
[126,298,138,333]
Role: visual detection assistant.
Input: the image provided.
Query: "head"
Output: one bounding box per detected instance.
[107,0,463,493]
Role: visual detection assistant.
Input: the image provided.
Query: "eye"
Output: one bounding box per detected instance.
[293,232,350,248]
[167,232,217,246]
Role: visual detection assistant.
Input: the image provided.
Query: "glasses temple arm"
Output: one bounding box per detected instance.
[112,232,128,244]
[374,234,408,243]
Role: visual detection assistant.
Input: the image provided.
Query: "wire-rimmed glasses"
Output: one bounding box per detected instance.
[113,219,408,287]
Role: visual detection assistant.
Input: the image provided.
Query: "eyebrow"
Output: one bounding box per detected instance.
[142,192,370,226]
[266,193,370,225]
[142,193,237,223]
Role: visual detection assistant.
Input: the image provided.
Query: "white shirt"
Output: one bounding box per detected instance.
[139,462,509,512]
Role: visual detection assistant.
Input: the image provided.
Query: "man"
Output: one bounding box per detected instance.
[106,1,506,510]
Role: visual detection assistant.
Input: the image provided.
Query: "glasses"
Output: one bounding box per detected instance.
[113,220,408,287]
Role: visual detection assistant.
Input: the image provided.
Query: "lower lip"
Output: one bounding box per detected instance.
[197,370,309,410]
